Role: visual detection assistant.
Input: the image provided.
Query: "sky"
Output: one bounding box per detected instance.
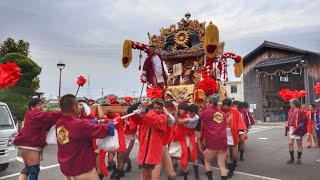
[1,0,320,99]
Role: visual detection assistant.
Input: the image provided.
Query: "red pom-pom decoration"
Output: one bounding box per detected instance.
[124,96,133,103]
[146,87,163,99]
[314,82,320,95]
[0,61,22,90]
[196,78,218,95]
[76,76,87,87]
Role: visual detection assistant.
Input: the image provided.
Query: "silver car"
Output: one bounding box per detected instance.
[0,102,18,171]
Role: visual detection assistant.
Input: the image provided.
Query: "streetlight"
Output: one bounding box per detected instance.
[57,61,65,101]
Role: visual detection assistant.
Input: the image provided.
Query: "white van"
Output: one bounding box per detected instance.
[0,102,18,171]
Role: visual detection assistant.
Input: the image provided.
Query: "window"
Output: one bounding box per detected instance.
[280,76,289,82]
[0,105,14,130]
[231,85,237,93]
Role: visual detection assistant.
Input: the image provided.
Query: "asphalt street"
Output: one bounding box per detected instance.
[1,124,320,180]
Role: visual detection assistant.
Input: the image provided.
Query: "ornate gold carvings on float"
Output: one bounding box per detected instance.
[164,84,195,102]
[174,31,189,48]
[149,13,205,49]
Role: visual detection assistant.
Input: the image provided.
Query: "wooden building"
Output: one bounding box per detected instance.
[243,41,320,121]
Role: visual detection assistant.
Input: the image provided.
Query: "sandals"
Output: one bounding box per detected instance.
[287,159,294,164]
[296,159,302,164]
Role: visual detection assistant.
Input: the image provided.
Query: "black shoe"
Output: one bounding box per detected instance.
[177,170,189,176]
[98,173,104,180]
[173,163,178,170]
[107,164,116,171]
[115,170,124,180]
[110,168,118,179]
[227,163,235,178]
[124,163,132,173]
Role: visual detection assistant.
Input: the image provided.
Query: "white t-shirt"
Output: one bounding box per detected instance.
[185,114,199,129]
[153,55,163,76]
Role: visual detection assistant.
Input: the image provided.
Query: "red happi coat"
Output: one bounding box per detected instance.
[170,114,189,169]
[106,113,126,152]
[138,110,167,165]
[56,114,111,176]
[225,108,247,145]
[200,107,228,151]
[242,109,255,128]
[142,53,168,86]
[125,115,139,135]
[163,126,173,146]
[14,110,62,148]
[287,108,309,136]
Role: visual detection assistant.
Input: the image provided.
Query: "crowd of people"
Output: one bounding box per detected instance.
[13,93,260,180]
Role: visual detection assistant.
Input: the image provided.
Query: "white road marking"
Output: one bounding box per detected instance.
[0,172,21,179]
[16,157,24,163]
[234,170,282,180]
[249,127,275,134]
[40,164,60,170]
[0,164,60,179]
[192,162,282,180]
[258,138,268,140]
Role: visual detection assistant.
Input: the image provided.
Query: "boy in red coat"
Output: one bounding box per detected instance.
[169,102,189,179]
[286,99,309,164]
[137,98,167,180]
[151,101,176,180]
[238,101,255,161]
[174,103,200,180]
[222,98,247,178]
[200,95,228,180]
[56,94,115,179]
[14,98,62,180]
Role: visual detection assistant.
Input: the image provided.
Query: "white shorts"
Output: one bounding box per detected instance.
[226,128,234,145]
[125,134,135,149]
[289,127,301,140]
[168,141,182,158]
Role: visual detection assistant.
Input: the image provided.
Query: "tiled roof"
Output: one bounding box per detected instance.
[254,55,304,68]
[244,41,320,61]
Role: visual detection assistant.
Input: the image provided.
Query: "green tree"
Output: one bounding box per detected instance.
[0,38,30,58]
[0,51,41,121]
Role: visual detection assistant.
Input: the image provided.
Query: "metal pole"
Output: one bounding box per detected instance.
[58,69,62,101]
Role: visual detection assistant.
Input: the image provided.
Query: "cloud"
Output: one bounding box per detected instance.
[1,0,319,99]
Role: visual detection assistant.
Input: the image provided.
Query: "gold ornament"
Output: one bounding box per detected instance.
[122,40,132,68]
[204,21,219,58]
[174,31,189,47]
[234,57,243,78]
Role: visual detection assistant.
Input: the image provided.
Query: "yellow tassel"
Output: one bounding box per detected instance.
[234,57,243,78]
[204,22,219,58]
[218,81,228,102]
[122,40,132,68]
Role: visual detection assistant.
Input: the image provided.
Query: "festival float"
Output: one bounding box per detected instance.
[120,12,243,106]
[101,12,243,114]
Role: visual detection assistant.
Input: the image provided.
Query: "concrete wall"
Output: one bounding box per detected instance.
[226,79,244,101]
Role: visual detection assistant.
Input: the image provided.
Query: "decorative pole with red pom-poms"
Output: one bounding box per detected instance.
[0,61,22,90]
[75,75,87,96]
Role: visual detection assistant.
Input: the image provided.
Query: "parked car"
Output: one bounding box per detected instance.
[0,102,18,171]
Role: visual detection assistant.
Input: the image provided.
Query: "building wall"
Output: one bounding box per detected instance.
[307,54,320,104]
[243,49,302,120]
[226,79,244,101]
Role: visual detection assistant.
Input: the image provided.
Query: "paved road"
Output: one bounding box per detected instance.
[1,124,319,180]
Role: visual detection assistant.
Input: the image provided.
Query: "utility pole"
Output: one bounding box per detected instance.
[131,90,138,98]
[101,88,104,100]
[87,74,91,99]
